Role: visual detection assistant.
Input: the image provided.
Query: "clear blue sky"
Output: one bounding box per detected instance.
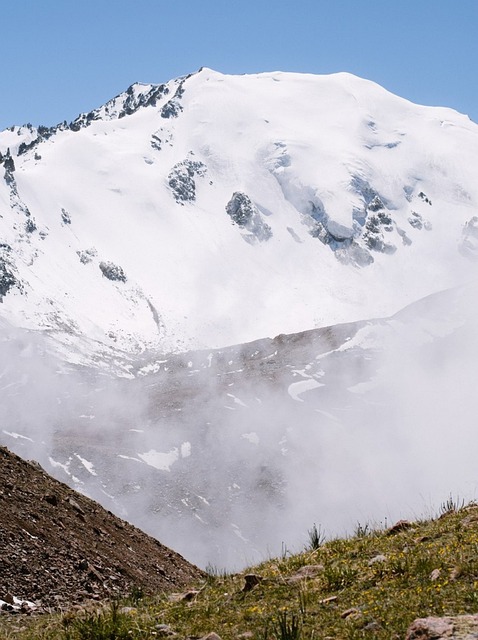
[1,0,477,130]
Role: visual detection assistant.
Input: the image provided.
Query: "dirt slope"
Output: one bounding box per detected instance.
[0,446,203,610]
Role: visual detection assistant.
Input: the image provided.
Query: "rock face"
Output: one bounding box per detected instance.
[99,260,127,283]
[168,158,207,204]
[161,79,186,119]
[0,245,18,300]
[225,191,272,243]
[406,615,478,640]
[0,446,203,610]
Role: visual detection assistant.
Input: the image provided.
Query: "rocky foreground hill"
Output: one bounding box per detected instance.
[2,476,478,640]
[0,446,203,612]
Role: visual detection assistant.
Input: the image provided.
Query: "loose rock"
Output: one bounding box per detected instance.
[406,615,478,640]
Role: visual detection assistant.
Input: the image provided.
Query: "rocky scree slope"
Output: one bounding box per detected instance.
[0,446,203,612]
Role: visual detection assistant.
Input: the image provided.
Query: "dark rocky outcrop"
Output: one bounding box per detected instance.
[350,175,385,210]
[15,83,172,158]
[226,191,256,227]
[24,218,37,234]
[1,148,15,174]
[408,211,432,231]
[61,208,71,225]
[225,192,272,243]
[168,158,207,204]
[363,209,396,254]
[150,128,173,152]
[99,261,127,283]
[309,211,374,267]
[348,175,397,255]
[0,446,203,610]
[77,247,98,264]
[303,174,402,264]
[151,133,163,151]
[70,83,170,132]
[2,151,33,222]
[161,80,186,119]
[2,148,17,188]
[0,246,18,301]
[118,83,169,117]
[418,191,432,205]
[17,124,59,156]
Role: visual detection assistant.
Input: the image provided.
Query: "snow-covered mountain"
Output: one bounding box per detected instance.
[1,68,477,369]
[1,69,478,569]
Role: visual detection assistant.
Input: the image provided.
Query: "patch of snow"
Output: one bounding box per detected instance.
[180,441,191,458]
[288,378,325,402]
[118,454,143,463]
[2,430,34,442]
[226,393,247,407]
[74,453,97,476]
[242,432,260,445]
[138,448,179,471]
[48,456,71,475]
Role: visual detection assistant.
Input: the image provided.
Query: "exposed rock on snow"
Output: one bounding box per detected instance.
[99,261,127,283]
[408,210,432,231]
[225,191,272,243]
[0,246,18,300]
[77,247,97,264]
[168,158,207,204]
[61,208,71,225]
[161,79,186,119]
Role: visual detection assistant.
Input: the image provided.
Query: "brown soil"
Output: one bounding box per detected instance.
[0,446,203,611]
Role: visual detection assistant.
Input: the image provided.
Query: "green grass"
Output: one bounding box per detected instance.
[3,502,478,639]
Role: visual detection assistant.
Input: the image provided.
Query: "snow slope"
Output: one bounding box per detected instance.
[1,68,478,366]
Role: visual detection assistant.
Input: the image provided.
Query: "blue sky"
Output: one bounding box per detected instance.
[1,0,477,130]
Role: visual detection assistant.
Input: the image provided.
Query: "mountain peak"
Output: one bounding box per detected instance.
[0,69,477,364]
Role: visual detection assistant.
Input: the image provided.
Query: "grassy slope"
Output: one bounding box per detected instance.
[3,501,478,639]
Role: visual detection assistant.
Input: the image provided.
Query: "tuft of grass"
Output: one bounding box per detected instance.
[62,600,145,640]
[438,494,466,517]
[306,523,325,551]
[271,610,302,640]
[205,563,230,582]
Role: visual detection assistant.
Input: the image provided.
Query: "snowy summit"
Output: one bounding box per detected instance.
[0,68,477,369]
